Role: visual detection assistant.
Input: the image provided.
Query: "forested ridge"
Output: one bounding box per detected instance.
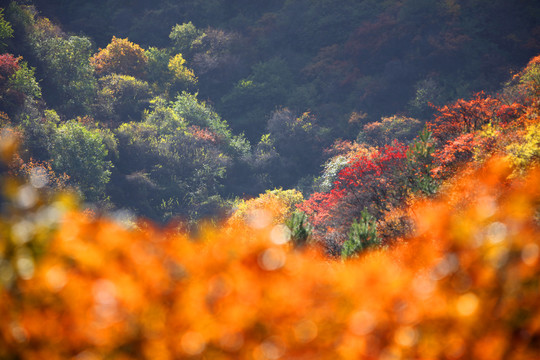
[1,0,540,358]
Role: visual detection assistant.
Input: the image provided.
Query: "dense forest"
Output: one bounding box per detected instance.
[1,0,540,358]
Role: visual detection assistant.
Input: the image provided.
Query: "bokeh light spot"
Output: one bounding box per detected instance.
[29,166,49,189]
[15,250,35,280]
[349,310,376,336]
[258,248,286,271]
[270,224,291,245]
[12,220,34,245]
[257,337,285,360]
[294,319,318,343]
[486,222,507,244]
[521,243,539,265]
[247,209,273,229]
[456,293,479,316]
[46,266,68,292]
[15,185,38,209]
[181,331,206,355]
[219,331,244,352]
[394,326,418,347]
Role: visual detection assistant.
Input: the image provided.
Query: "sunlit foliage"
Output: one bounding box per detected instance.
[299,142,409,253]
[360,115,423,147]
[2,5,540,357]
[299,52,540,253]
[314,140,374,193]
[90,36,148,78]
[506,122,540,173]
[511,55,540,98]
[6,60,40,100]
[428,92,505,144]
[168,53,197,86]
[228,188,303,228]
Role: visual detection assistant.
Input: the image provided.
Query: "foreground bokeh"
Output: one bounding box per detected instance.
[1,154,539,359]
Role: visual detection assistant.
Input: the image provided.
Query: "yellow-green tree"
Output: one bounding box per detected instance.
[168,53,197,86]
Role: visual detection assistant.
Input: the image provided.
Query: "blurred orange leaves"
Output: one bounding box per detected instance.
[1,155,540,359]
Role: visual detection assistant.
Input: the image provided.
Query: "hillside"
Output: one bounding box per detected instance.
[1,1,540,357]
[2,0,540,226]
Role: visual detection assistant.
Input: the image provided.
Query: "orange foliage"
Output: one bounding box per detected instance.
[428,92,504,143]
[9,155,70,190]
[227,188,303,231]
[90,37,148,78]
[187,125,217,144]
[1,152,539,358]
[324,139,374,159]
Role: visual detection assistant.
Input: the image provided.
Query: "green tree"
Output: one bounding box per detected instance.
[286,211,312,248]
[31,32,97,116]
[51,121,113,202]
[146,47,173,94]
[8,60,41,99]
[173,91,230,139]
[406,128,438,195]
[4,5,95,116]
[17,101,58,162]
[220,57,294,140]
[0,54,40,115]
[112,120,228,222]
[0,8,14,51]
[169,22,201,55]
[341,209,380,260]
[263,108,330,188]
[144,97,187,134]
[95,74,152,127]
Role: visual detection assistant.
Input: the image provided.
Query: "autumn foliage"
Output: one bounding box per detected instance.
[0,53,19,82]
[298,142,409,250]
[297,54,540,255]
[1,133,540,358]
[90,36,148,78]
[2,3,540,358]
[428,92,504,143]
[0,54,23,107]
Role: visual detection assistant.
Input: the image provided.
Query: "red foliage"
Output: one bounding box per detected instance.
[496,103,525,124]
[428,92,504,143]
[427,91,528,179]
[297,189,343,229]
[431,133,479,178]
[0,54,20,85]
[335,142,408,191]
[299,142,408,245]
